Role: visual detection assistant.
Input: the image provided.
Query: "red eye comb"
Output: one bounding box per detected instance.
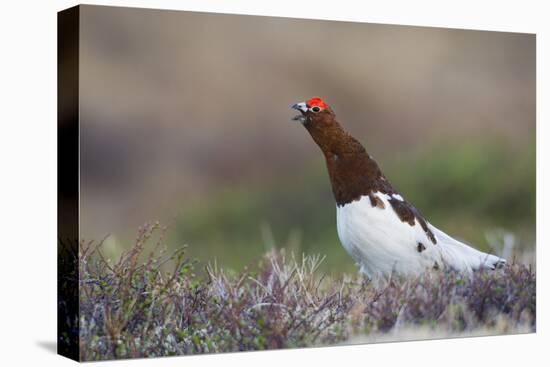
[306,97,328,110]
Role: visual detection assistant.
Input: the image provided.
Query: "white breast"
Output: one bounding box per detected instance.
[336,192,442,278]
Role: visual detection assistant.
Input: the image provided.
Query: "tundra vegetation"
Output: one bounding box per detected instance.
[74,222,535,361]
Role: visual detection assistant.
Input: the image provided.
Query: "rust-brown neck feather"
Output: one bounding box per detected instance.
[304,110,385,207]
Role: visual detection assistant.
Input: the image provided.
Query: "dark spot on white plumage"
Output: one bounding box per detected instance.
[433,261,440,270]
[417,242,426,253]
[368,193,385,209]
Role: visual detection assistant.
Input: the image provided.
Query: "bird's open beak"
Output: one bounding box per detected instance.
[291,102,307,123]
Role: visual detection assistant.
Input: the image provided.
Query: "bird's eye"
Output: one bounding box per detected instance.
[310,106,321,113]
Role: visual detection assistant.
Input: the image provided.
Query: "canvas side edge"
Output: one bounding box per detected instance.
[57,5,80,362]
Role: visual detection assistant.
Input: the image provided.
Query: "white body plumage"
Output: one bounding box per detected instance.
[336,192,505,279]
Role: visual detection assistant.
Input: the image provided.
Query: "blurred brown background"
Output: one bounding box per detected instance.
[78,5,535,272]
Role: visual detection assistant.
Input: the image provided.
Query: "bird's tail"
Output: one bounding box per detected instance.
[476,252,507,270]
[431,226,506,272]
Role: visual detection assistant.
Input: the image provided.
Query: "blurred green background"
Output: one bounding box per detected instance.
[78,6,535,273]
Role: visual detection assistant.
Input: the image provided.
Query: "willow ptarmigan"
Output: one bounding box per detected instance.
[291,96,506,278]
